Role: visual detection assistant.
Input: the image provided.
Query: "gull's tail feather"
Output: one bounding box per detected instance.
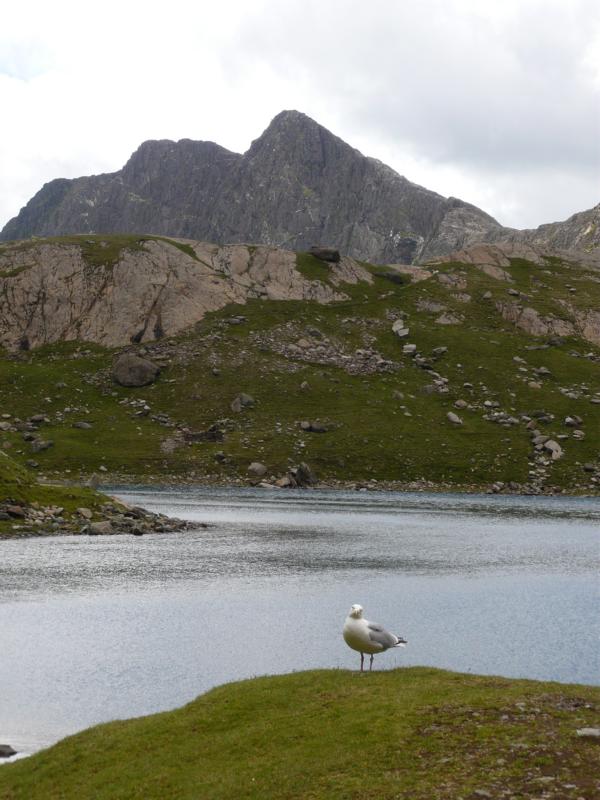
[394,636,408,647]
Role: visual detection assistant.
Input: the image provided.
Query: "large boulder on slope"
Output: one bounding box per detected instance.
[112,353,160,387]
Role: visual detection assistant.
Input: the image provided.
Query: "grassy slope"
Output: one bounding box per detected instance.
[0,242,599,491]
[0,668,598,800]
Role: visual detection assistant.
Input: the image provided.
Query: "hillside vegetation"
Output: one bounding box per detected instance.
[0,237,599,494]
[0,668,598,800]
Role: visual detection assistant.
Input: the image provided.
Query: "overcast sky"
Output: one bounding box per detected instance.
[1,0,598,231]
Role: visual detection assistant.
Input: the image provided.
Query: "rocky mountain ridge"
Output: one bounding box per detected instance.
[3,111,598,263]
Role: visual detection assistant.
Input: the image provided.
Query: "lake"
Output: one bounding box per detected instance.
[1,487,599,758]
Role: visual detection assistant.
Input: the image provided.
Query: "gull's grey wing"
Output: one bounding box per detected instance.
[367,622,398,649]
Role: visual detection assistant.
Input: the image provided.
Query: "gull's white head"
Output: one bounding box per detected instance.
[349,604,364,619]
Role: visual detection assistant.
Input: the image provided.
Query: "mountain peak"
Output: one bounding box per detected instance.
[265,109,320,131]
[1,110,594,262]
[246,109,336,157]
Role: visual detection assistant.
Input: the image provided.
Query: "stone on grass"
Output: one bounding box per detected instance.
[576,727,600,739]
[231,393,255,412]
[392,320,409,338]
[447,411,463,425]
[112,353,160,387]
[435,313,462,325]
[247,462,267,478]
[543,440,563,460]
[31,439,53,453]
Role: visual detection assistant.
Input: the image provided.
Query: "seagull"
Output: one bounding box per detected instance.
[343,604,407,672]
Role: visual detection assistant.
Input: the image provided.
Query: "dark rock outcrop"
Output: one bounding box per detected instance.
[309,246,341,263]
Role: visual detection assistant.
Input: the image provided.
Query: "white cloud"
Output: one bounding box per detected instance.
[1,0,598,230]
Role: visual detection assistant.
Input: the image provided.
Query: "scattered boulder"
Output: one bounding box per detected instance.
[392,320,409,338]
[416,299,446,313]
[231,393,255,413]
[88,521,113,535]
[435,313,463,325]
[247,462,267,478]
[543,440,563,460]
[6,505,25,518]
[576,728,600,739]
[112,353,160,387]
[31,439,54,453]
[447,411,463,425]
[293,462,317,487]
[184,424,224,443]
[299,420,330,433]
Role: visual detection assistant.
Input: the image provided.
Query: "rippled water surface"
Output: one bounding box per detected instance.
[1,487,598,758]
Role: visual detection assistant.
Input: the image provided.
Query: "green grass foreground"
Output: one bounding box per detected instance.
[1,668,598,799]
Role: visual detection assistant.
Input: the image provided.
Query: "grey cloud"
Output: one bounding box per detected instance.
[228,0,599,225]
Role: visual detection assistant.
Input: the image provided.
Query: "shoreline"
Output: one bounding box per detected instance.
[1,475,598,541]
[94,473,600,497]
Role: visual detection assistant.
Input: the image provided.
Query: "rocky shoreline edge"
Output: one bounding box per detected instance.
[96,470,599,497]
[0,496,197,540]
[2,474,597,541]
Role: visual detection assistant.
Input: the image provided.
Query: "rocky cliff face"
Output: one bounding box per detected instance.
[485,204,600,253]
[0,237,370,351]
[0,112,501,263]
[2,111,597,264]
